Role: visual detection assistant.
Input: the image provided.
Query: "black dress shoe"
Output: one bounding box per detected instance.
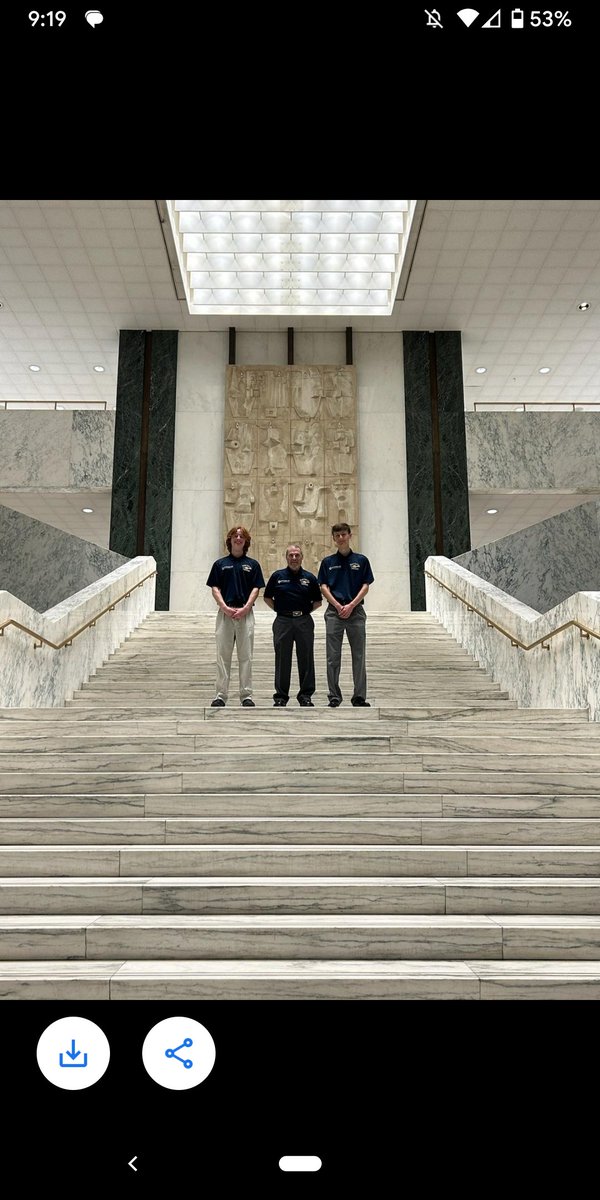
[298,699,314,706]
[273,699,287,707]
[210,698,225,707]
[328,699,341,707]
[351,698,371,707]
[241,698,255,707]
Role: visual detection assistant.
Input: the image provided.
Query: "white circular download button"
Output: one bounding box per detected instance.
[142,1016,216,1090]
[36,1016,110,1090]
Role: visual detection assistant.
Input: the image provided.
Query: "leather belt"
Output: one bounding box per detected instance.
[279,610,307,617]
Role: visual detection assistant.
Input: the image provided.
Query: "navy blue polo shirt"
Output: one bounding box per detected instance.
[206,554,265,606]
[264,567,321,614]
[317,550,374,605]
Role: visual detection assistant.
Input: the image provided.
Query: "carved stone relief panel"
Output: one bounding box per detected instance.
[224,365,358,570]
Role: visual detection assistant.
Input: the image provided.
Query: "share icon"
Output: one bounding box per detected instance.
[165,1037,194,1069]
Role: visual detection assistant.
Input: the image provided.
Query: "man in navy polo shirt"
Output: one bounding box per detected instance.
[318,523,375,708]
[264,544,322,707]
[206,525,265,707]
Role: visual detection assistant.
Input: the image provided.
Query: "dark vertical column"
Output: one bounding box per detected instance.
[228,327,236,365]
[110,329,178,610]
[403,330,470,609]
[110,330,145,560]
[435,331,471,562]
[346,326,353,365]
[287,327,294,365]
[144,331,178,610]
[403,332,436,610]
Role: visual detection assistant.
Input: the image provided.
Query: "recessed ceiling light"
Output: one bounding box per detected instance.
[475,367,487,374]
[28,364,41,372]
[578,302,590,311]
[538,367,551,374]
[82,507,94,514]
[486,508,498,515]
[93,365,105,373]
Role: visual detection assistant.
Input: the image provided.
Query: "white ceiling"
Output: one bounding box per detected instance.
[1,198,599,548]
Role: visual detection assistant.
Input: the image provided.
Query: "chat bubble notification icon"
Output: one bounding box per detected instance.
[85,10,104,26]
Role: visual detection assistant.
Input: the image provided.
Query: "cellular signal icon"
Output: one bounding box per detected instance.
[482,8,501,25]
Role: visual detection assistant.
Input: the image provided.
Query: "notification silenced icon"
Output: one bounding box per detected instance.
[85,9,104,26]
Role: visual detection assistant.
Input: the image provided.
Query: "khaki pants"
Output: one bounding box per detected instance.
[214,608,255,701]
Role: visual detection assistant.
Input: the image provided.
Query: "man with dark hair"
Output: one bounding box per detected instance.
[318,523,374,708]
[264,545,322,707]
[206,526,265,707]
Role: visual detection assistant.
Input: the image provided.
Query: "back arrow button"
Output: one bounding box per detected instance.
[128,1157,138,1172]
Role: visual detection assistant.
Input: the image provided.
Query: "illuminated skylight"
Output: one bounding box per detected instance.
[165,200,420,316]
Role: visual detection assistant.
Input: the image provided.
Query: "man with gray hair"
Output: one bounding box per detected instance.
[264,545,322,707]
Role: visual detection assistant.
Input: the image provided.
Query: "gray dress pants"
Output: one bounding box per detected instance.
[324,604,367,703]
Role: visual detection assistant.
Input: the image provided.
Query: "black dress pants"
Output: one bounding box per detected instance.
[272,614,316,702]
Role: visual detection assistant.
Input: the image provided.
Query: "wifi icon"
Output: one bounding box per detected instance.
[457,8,479,24]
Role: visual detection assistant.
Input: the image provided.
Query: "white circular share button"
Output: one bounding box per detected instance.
[142,1016,216,1090]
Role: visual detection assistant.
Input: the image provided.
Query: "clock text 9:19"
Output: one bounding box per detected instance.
[29,11,67,25]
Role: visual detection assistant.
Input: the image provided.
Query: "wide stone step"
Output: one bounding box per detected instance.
[4,914,600,962]
[3,791,600,818]
[406,772,600,795]
[3,958,600,999]
[2,876,600,915]
[2,816,600,845]
[0,844,598,878]
[4,732,600,757]
[46,702,527,720]
[71,686,511,700]
[8,768,600,796]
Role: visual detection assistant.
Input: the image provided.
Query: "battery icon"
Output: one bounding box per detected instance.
[511,8,524,25]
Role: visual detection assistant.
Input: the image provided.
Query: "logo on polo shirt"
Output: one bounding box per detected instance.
[350,562,360,570]
[300,578,309,587]
[242,564,252,572]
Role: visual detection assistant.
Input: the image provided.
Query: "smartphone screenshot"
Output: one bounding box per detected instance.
[1,7,597,1190]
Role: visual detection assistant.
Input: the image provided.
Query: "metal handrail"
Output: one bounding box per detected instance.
[0,570,156,650]
[425,569,600,651]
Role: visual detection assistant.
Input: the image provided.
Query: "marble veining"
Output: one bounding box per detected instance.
[0,503,127,611]
[456,500,600,613]
[426,554,600,720]
[0,411,114,489]
[466,412,600,491]
[0,555,156,706]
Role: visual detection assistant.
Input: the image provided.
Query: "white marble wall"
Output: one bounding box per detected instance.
[466,413,600,491]
[0,556,156,708]
[0,503,127,612]
[455,500,600,614]
[0,412,115,489]
[426,555,600,722]
[170,332,409,612]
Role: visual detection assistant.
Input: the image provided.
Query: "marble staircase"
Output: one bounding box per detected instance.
[1,610,600,999]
